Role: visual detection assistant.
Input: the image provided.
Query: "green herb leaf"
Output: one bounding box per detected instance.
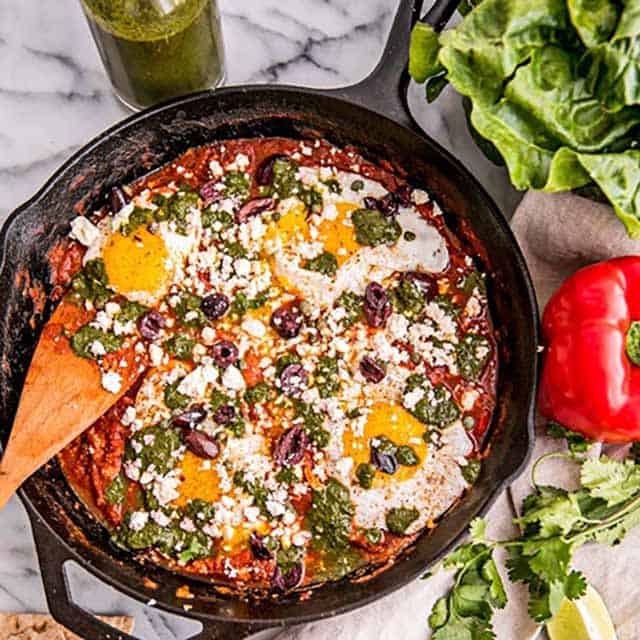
[409,0,640,237]
[409,21,443,83]
[547,420,592,454]
[174,291,206,328]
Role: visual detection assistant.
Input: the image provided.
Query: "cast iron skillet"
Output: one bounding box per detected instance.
[0,0,538,638]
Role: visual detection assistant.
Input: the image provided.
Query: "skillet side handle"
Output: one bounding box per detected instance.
[323,0,459,129]
[27,505,266,640]
[324,0,424,128]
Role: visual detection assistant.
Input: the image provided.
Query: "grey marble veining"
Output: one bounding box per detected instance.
[0,1,520,638]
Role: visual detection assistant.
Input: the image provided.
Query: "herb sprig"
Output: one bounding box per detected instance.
[426,430,640,638]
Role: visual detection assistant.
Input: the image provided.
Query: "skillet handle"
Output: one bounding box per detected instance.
[321,0,459,129]
[27,505,269,640]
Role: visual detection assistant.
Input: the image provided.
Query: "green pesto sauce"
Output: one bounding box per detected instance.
[125,423,182,476]
[404,374,460,428]
[306,479,366,580]
[314,356,340,399]
[81,0,224,109]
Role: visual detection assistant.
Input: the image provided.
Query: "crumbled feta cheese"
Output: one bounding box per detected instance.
[121,406,137,426]
[105,301,121,317]
[152,472,181,505]
[201,326,216,345]
[292,531,311,547]
[101,371,122,394]
[69,216,100,247]
[89,340,107,357]
[266,499,286,518]
[403,387,424,411]
[129,511,149,532]
[222,365,245,391]
[244,506,261,523]
[412,189,430,205]
[235,153,250,171]
[241,318,266,338]
[149,343,164,367]
[178,364,218,397]
[180,517,196,533]
[209,159,224,177]
[461,388,480,411]
[465,296,482,318]
[151,510,171,527]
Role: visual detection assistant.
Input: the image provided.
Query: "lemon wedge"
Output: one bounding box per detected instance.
[547,585,617,640]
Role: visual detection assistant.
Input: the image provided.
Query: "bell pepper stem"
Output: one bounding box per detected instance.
[626,321,640,366]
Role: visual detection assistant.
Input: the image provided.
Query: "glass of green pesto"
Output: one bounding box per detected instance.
[80,0,225,111]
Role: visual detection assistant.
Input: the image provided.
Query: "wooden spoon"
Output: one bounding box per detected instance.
[0,300,145,509]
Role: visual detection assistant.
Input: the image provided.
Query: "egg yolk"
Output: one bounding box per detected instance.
[344,403,428,486]
[265,202,309,248]
[174,451,268,553]
[316,202,362,265]
[174,451,222,506]
[102,227,169,296]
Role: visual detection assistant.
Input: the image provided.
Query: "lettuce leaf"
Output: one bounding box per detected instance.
[409,0,640,236]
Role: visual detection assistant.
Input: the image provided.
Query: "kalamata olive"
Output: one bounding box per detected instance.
[211,340,239,368]
[183,429,220,459]
[173,404,207,429]
[235,197,274,224]
[137,310,166,340]
[363,196,379,211]
[363,282,392,328]
[200,180,225,206]
[371,447,398,475]
[256,154,289,186]
[395,185,412,207]
[274,425,309,466]
[201,292,229,321]
[213,404,236,426]
[250,532,272,560]
[271,304,304,339]
[110,186,130,213]
[359,356,386,383]
[363,193,397,216]
[272,561,305,591]
[279,364,308,397]
[404,271,438,301]
[378,192,398,216]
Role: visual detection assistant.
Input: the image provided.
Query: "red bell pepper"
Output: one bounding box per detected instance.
[539,256,640,442]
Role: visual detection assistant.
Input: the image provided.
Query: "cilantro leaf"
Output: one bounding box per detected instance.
[547,421,592,455]
[581,456,640,506]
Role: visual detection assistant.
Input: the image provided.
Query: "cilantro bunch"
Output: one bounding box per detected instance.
[426,429,640,638]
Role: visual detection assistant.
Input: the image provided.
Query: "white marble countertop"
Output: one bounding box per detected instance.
[0,1,521,638]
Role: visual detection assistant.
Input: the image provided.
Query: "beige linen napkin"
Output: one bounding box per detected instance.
[275,191,640,640]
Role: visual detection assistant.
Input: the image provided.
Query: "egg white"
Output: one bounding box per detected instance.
[349,422,473,534]
[273,202,449,309]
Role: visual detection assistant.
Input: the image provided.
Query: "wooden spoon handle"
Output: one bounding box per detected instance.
[0,301,143,509]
